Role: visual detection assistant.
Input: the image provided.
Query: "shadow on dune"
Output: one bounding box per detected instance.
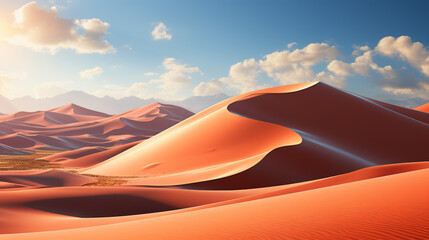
[26,194,177,218]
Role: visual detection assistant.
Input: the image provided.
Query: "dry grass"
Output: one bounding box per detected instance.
[0,151,130,187]
[81,174,128,186]
[0,150,63,170]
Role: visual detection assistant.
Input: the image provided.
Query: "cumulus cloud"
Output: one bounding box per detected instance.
[79,66,103,79]
[376,36,429,77]
[151,22,172,40]
[220,58,268,93]
[194,79,224,96]
[151,71,192,90]
[194,42,344,94]
[0,2,114,54]
[315,71,347,88]
[259,43,339,85]
[34,81,69,98]
[327,60,351,76]
[260,43,338,76]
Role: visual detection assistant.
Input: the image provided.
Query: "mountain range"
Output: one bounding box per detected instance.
[0,91,229,115]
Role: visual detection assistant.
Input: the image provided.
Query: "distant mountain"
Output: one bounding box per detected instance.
[0,91,229,114]
[0,95,17,114]
[166,94,229,113]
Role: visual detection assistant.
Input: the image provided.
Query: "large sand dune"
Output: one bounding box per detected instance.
[83,82,429,188]
[1,82,428,239]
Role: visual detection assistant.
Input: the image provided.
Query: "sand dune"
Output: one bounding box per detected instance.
[0,169,95,187]
[83,82,429,189]
[415,102,429,113]
[0,143,29,155]
[0,102,193,155]
[0,162,427,238]
[1,82,428,239]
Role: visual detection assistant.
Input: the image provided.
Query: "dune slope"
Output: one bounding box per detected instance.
[82,82,429,189]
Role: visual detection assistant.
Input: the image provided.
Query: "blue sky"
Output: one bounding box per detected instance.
[0,0,428,103]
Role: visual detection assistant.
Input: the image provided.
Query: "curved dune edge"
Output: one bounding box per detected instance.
[80,82,318,183]
[1,163,428,239]
[82,107,302,185]
[414,102,429,113]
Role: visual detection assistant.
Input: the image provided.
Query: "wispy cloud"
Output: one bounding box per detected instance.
[79,66,103,79]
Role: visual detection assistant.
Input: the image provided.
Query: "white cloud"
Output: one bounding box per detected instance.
[259,43,339,85]
[144,72,159,76]
[151,22,172,40]
[382,82,429,99]
[219,58,266,93]
[376,36,429,77]
[34,81,69,98]
[95,58,201,100]
[194,79,224,96]
[315,71,346,88]
[126,82,150,97]
[287,42,297,49]
[79,66,103,79]
[260,43,338,77]
[151,71,192,90]
[162,58,200,73]
[0,2,114,54]
[327,60,351,76]
[148,58,202,99]
[194,42,342,94]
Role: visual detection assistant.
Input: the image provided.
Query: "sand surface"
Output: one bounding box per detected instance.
[1,82,428,239]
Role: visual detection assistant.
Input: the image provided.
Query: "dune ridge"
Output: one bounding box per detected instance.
[82,82,429,189]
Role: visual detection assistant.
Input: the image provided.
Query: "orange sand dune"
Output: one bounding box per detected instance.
[82,82,429,189]
[42,147,107,163]
[0,102,192,155]
[62,141,140,168]
[1,82,428,239]
[0,161,426,235]
[0,169,94,187]
[1,163,428,239]
[415,102,429,113]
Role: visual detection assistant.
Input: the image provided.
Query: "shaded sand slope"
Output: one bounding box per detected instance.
[0,186,251,234]
[2,164,428,239]
[82,82,429,188]
[0,103,192,153]
[0,170,94,187]
[0,143,29,155]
